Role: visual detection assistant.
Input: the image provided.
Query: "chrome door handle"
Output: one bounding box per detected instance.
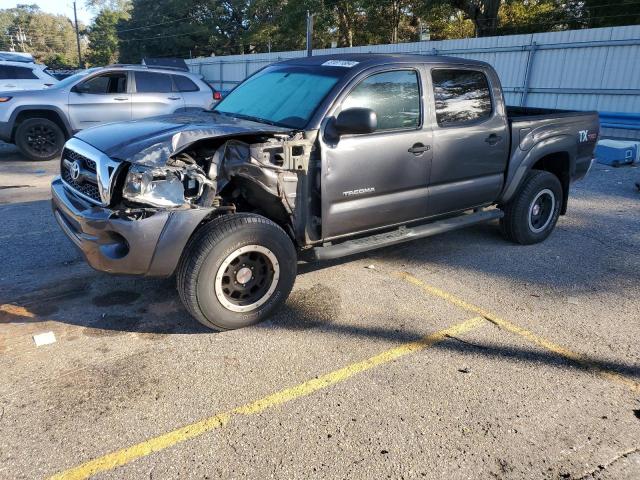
[167,96,181,100]
[408,143,431,155]
[114,97,128,101]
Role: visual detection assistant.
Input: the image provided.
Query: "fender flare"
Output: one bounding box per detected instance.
[8,105,73,140]
[499,134,577,205]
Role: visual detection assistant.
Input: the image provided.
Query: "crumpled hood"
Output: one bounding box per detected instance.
[74,111,292,166]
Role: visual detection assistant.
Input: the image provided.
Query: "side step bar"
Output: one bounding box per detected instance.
[307,209,504,261]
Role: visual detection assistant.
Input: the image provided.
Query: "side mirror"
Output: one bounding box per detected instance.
[334,108,377,135]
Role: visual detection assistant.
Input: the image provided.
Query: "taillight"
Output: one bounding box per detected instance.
[213,91,222,100]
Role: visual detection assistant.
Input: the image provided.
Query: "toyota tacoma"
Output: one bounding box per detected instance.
[51,54,599,330]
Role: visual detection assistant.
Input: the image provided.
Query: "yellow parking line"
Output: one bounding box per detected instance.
[48,316,485,480]
[396,271,640,393]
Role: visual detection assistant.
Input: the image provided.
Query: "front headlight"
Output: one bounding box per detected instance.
[122,165,187,208]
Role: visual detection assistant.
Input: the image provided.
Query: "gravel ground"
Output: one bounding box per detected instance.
[0,143,638,479]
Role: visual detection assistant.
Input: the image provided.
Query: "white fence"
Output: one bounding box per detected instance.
[187,25,640,139]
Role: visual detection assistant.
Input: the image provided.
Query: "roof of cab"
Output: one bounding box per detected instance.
[278,52,490,68]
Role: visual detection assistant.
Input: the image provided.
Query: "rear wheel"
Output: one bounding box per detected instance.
[177,214,297,331]
[500,170,562,245]
[15,118,65,161]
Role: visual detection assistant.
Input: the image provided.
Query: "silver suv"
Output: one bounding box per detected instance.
[0,65,216,160]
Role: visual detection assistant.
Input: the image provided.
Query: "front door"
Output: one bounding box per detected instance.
[68,71,131,131]
[426,67,509,216]
[320,68,432,240]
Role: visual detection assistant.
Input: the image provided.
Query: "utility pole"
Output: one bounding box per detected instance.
[306,10,314,57]
[17,26,27,51]
[73,1,83,69]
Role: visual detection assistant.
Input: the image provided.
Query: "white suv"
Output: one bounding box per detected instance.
[0,59,58,91]
[0,64,216,160]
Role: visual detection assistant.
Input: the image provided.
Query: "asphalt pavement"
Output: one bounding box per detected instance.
[0,142,639,479]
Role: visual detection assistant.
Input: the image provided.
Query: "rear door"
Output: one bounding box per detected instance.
[319,67,432,240]
[0,64,47,90]
[131,71,184,119]
[68,71,131,130]
[426,67,508,216]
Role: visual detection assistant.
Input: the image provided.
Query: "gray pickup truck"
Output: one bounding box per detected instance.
[51,54,599,331]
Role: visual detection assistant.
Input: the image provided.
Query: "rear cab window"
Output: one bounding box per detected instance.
[135,71,173,93]
[431,68,493,127]
[342,69,421,131]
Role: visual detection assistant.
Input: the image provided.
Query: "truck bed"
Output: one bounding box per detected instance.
[502,106,600,207]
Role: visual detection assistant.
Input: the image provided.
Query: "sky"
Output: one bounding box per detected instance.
[0,0,94,25]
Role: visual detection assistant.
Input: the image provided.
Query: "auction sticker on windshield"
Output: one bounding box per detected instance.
[322,60,359,68]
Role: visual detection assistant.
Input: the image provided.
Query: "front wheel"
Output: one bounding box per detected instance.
[500,170,562,245]
[177,214,297,331]
[15,118,65,161]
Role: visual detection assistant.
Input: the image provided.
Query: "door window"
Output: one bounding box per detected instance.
[342,70,421,131]
[173,75,199,92]
[431,69,492,127]
[0,65,39,80]
[79,73,127,94]
[135,72,173,93]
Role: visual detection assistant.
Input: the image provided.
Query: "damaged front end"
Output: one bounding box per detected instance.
[117,131,316,235]
[52,130,317,278]
[122,157,216,208]
[52,110,321,278]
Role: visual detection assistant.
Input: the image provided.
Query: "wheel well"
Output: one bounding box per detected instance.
[531,152,570,215]
[12,110,69,142]
[213,178,296,241]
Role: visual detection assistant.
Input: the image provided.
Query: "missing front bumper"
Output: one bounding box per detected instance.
[51,177,213,277]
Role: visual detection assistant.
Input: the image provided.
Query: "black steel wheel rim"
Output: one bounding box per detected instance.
[528,189,555,233]
[220,251,274,307]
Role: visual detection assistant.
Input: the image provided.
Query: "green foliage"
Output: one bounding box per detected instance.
[87,9,127,66]
[3,1,639,65]
[0,4,85,67]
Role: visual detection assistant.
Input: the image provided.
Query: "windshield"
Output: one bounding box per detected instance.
[51,68,99,89]
[214,66,344,129]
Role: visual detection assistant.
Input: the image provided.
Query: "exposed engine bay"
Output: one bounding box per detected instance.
[116,131,319,243]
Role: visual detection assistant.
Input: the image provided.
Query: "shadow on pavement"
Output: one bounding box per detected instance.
[270,296,640,381]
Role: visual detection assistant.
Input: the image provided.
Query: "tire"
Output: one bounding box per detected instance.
[176,213,297,331]
[500,169,562,245]
[15,117,65,161]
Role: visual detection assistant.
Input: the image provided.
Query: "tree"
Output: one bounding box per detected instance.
[87,9,127,65]
[449,0,501,37]
[0,4,85,67]
[498,0,566,35]
[414,3,475,40]
[582,0,640,29]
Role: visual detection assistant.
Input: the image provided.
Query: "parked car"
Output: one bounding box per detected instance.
[51,53,599,330]
[0,55,58,91]
[0,64,216,160]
